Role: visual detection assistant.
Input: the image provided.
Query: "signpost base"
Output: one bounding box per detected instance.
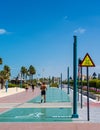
[72,114,79,118]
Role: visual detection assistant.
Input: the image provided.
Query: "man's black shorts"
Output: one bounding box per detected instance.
[41,90,46,95]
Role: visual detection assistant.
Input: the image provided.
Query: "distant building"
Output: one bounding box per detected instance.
[54,77,60,83]
[98,73,100,80]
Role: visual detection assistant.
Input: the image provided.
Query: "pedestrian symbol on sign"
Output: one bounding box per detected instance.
[80,53,95,67]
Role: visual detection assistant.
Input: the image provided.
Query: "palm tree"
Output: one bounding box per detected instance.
[0,58,3,72]
[4,65,11,80]
[20,66,27,80]
[28,65,36,82]
[0,58,3,65]
[0,59,10,89]
[25,68,28,81]
[0,64,10,89]
[0,70,6,89]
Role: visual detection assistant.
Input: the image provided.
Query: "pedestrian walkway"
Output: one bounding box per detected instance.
[63,85,100,123]
[0,85,100,130]
[0,87,72,122]
[0,87,25,98]
[29,87,71,103]
[0,87,40,113]
[0,86,100,123]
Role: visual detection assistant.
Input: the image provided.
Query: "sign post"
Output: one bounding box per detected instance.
[67,67,70,94]
[61,73,62,90]
[80,53,95,121]
[78,59,83,108]
[48,76,50,87]
[87,66,89,121]
[72,36,79,118]
[5,80,8,92]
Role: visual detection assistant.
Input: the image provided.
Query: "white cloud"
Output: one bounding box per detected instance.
[74,27,86,34]
[0,29,8,35]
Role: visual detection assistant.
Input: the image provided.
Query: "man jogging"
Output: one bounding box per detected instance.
[40,82,47,103]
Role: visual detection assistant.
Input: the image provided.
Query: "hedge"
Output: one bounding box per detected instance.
[67,79,100,89]
[8,83,27,88]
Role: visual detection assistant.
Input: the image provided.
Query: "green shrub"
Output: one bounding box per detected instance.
[8,83,17,88]
[8,83,28,88]
[50,83,58,87]
[69,80,73,86]
[82,81,87,86]
[96,80,100,89]
[89,80,96,88]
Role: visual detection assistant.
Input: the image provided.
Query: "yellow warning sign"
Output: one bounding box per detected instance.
[81,53,95,67]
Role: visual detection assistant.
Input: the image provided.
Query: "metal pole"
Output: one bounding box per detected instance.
[72,35,79,118]
[87,67,90,121]
[77,66,79,101]
[78,58,83,108]
[5,80,8,92]
[20,80,22,88]
[67,67,70,94]
[80,66,83,108]
[61,73,62,90]
[49,76,50,87]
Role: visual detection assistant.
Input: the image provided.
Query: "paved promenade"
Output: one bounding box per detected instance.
[67,88,100,123]
[0,86,100,130]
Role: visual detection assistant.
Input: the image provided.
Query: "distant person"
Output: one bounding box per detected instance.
[25,84,29,92]
[32,84,35,92]
[40,82,47,103]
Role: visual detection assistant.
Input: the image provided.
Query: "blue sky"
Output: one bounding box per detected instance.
[0,0,100,79]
